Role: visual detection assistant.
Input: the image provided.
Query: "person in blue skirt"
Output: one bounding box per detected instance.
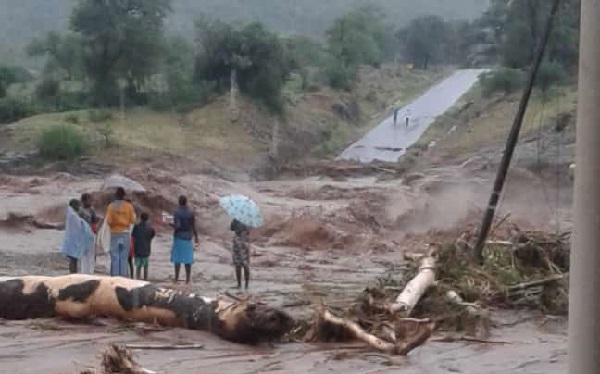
[169,195,198,284]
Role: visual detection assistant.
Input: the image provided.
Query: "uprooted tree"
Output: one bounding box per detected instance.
[297,226,570,354]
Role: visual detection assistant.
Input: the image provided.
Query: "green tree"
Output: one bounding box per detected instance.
[399,15,448,69]
[194,20,292,112]
[326,5,397,69]
[534,60,568,96]
[151,35,210,111]
[69,0,172,105]
[496,0,579,71]
[26,31,83,80]
[0,66,16,98]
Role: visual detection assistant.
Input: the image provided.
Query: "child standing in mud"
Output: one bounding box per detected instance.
[230,219,251,290]
[131,212,156,280]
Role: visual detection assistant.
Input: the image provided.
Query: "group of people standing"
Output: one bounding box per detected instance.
[60,187,252,289]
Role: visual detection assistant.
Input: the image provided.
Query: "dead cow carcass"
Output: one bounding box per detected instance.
[0,275,293,344]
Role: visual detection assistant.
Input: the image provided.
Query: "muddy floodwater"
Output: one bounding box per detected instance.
[0,167,570,373]
[0,232,567,374]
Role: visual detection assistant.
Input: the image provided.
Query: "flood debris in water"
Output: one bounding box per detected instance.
[294,224,569,355]
[81,344,155,374]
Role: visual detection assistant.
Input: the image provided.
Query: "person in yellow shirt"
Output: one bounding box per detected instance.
[105,187,136,277]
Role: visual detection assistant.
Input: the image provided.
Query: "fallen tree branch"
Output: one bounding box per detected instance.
[0,275,294,345]
[445,291,480,316]
[506,274,565,292]
[313,309,434,355]
[389,256,436,315]
[124,343,205,350]
[430,334,510,345]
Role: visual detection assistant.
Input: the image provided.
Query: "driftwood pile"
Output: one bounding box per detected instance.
[297,227,570,355]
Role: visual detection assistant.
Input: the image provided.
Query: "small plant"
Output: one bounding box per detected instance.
[38,124,87,160]
[64,113,80,124]
[88,108,114,123]
[95,121,115,148]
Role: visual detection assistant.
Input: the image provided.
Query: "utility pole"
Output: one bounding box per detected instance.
[472,0,561,263]
[569,0,600,373]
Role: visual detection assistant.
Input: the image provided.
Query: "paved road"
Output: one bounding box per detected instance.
[339,69,488,163]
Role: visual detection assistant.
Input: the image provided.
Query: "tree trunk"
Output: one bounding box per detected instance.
[0,275,293,345]
[389,256,436,315]
[312,309,434,355]
[230,67,238,116]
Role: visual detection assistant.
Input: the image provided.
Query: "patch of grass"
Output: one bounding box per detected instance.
[64,113,80,124]
[37,124,87,160]
[418,85,577,158]
[88,109,114,123]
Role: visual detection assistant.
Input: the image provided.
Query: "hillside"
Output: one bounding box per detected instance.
[0,0,489,65]
[414,84,577,176]
[0,65,446,175]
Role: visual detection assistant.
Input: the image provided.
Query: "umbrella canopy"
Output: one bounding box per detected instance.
[102,174,146,193]
[219,194,263,228]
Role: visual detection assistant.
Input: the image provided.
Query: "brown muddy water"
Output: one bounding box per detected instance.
[0,231,567,374]
[0,169,570,373]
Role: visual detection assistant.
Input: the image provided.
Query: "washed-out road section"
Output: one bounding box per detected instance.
[339,69,488,163]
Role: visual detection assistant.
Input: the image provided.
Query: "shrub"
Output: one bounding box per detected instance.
[88,109,114,123]
[64,113,80,124]
[479,68,525,97]
[0,97,34,124]
[535,61,568,94]
[323,63,356,91]
[37,124,87,160]
[95,121,115,148]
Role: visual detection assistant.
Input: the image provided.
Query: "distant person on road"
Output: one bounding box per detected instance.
[170,195,198,284]
[405,109,411,127]
[393,108,399,126]
[105,187,136,277]
[132,212,156,281]
[230,219,251,290]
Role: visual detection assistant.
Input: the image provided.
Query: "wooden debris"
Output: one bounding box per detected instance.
[124,343,205,350]
[389,256,436,315]
[309,308,435,355]
[81,344,156,374]
[430,333,510,345]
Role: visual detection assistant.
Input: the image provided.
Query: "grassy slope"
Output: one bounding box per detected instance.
[416,85,578,160]
[3,66,446,170]
[287,66,449,156]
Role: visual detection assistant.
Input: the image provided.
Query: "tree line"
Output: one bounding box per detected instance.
[0,0,581,124]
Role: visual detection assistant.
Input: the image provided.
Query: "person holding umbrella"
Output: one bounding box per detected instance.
[169,195,198,284]
[219,194,262,290]
[230,219,251,289]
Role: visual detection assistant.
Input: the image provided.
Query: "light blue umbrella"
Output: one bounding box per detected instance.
[219,194,263,228]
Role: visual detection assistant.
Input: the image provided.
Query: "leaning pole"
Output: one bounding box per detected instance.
[569,0,600,373]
